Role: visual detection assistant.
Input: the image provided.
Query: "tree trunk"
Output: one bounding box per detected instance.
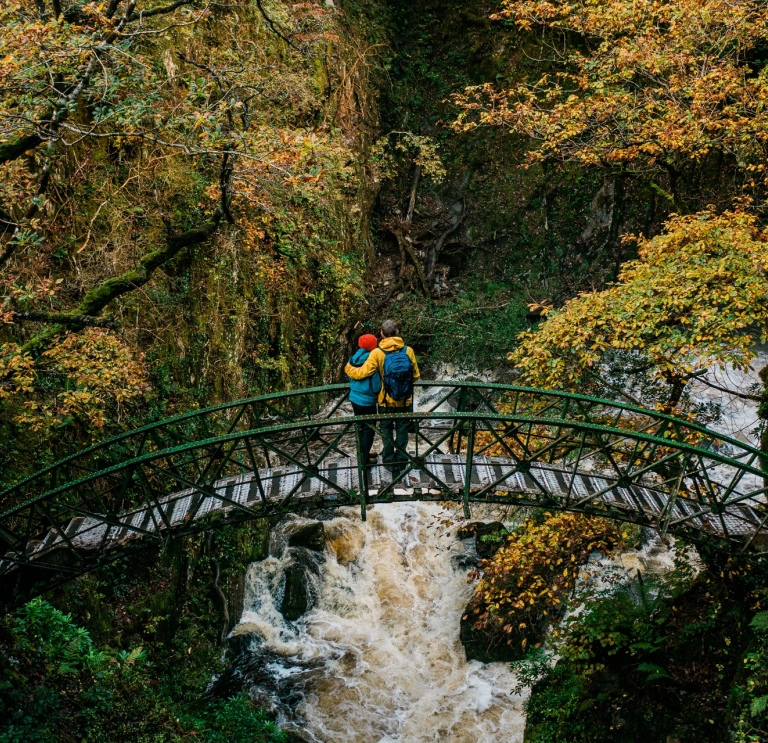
[405,164,421,225]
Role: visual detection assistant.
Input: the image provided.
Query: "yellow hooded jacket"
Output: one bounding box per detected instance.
[344,336,420,407]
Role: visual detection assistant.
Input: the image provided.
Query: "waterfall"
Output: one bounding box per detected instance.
[220,360,759,742]
[229,503,528,742]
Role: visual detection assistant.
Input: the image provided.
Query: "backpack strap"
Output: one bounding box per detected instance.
[383,345,407,355]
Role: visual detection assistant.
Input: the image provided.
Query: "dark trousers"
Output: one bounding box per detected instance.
[379,403,414,468]
[351,402,377,463]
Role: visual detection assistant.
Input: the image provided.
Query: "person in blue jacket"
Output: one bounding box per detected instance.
[347,333,381,466]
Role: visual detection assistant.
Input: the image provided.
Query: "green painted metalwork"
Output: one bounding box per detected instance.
[1,381,767,611]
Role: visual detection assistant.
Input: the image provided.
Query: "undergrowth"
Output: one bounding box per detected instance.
[0,522,274,743]
[391,281,528,372]
[517,549,768,743]
[0,597,284,743]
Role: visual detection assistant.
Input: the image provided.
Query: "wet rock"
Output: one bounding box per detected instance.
[226,625,257,655]
[279,548,322,622]
[457,521,506,559]
[208,644,321,714]
[281,563,310,620]
[453,547,479,570]
[287,521,325,551]
[460,593,562,664]
[325,519,365,564]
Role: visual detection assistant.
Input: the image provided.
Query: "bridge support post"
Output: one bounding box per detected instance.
[354,421,368,522]
[462,420,475,520]
[451,387,468,454]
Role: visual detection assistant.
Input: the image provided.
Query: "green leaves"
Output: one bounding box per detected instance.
[751,611,768,632]
[636,662,672,682]
[1,594,285,743]
[751,694,768,716]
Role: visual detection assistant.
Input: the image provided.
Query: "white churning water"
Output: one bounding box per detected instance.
[235,503,528,743]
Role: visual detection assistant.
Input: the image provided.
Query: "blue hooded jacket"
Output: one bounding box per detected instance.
[347,348,381,406]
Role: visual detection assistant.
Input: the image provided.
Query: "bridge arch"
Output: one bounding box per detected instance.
[1,382,767,609]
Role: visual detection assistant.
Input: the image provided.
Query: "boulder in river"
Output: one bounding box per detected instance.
[281,563,310,620]
[287,521,325,551]
[457,520,507,559]
[279,547,322,622]
[208,641,321,714]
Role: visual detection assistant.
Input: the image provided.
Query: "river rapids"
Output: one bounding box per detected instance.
[226,503,528,742]
[218,355,768,741]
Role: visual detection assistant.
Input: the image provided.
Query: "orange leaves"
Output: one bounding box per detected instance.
[510,208,768,393]
[0,343,34,399]
[451,0,768,175]
[467,513,624,648]
[9,329,151,432]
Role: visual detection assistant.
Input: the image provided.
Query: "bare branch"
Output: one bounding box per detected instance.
[696,375,763,402]
[405,164,421,225]
[254,0,303,53]
[15,145,235,358]
[18,209,224,356]
[128,0,195,21]
[392,228,429,296]
[426,203,465,281]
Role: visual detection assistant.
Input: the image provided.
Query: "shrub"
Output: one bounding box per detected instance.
[0,598,284,743]
[465,512,625,653]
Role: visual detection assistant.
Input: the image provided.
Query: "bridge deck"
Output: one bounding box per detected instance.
[6,453,765,576]
[4,383,768,608]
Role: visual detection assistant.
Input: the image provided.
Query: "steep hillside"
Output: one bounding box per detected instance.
[0,0,385,484]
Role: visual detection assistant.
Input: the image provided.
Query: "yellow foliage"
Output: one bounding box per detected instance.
[467,513,624,649]
[452,0,768,178]
[510,209,768,393]
[11,329,150,432]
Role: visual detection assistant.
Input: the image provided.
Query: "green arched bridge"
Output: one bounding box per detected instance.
[2,382,768,609]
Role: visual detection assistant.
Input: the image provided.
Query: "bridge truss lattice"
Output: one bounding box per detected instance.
[1,382,767,609]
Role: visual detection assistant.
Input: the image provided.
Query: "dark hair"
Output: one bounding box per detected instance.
[381,319,399,338]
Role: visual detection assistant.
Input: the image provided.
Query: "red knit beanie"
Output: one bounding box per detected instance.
[358,334,378,352]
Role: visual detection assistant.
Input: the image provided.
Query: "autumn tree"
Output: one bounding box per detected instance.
[0,1,377,475]
[452,0,768,206]
[465,513,624,658]
[369,132,446,294]
[511,209,768,409]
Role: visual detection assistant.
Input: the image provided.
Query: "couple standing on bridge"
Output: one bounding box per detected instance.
[345,319,421,475]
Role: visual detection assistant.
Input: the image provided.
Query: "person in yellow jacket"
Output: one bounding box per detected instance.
[344,319,420,473]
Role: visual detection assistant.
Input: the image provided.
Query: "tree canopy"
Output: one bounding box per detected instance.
[512,209,768,404]
[0,1,372,457]
[448,0,768,408]
[452,0,768,188]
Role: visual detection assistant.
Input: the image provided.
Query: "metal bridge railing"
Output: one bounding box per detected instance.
[1,382,767,609]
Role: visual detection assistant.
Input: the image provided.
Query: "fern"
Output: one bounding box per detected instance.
[637,662,672,682]
[750,695,768,716]
[751,611,768,632]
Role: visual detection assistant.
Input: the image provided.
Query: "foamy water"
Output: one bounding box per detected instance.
[235,503,528,742]
[227,353,761,742]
